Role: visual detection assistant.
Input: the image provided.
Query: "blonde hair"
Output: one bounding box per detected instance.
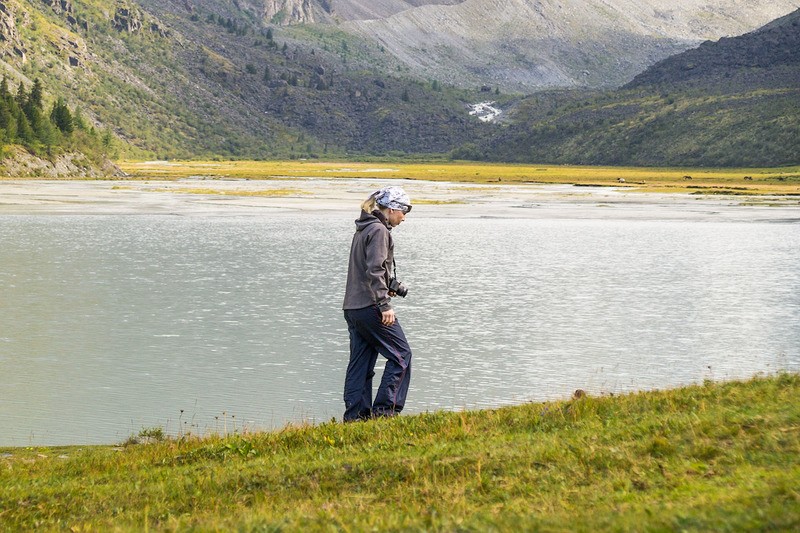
[361,194,378,213]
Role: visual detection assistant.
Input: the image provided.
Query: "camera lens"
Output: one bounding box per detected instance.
[395,282,408,298]
[390,279,408,298]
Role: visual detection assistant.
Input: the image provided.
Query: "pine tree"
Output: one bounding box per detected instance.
[36,115,59,147]
[72,107,88,130]
[28,79,44,111]
[0,100,14,142]
[51,98,74,134]
[15,82,26,108]
[15,108,35,144]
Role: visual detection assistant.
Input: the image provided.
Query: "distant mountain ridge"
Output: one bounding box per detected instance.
[626,8,800,91]
[179,0,800,91]
[480,8,800,167]
[340,0,800,91]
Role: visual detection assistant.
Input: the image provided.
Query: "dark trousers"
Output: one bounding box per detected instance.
[343,306,412,421]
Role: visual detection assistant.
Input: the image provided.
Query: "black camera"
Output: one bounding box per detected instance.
[389,278,408,298]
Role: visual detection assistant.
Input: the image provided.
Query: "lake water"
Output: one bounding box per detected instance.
[1,209,799,446]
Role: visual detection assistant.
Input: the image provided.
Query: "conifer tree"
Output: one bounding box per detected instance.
[51,98,74,134]
[28,79,44,110]
[15,108,35,144]
[15,82,26,107]
[0,103,15,142]
[72,107,88,130]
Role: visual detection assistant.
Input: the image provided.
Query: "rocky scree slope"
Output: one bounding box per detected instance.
[218,0,467,24]
[341,0,800,92]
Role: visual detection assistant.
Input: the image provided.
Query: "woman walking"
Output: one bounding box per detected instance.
[342,186,413,421]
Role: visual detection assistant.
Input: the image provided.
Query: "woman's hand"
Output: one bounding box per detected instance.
[381,308,396,326]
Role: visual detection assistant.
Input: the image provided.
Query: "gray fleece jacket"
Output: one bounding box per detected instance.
[343,210,395,312]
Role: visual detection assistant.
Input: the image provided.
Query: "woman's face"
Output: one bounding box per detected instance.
[386,208,407,227]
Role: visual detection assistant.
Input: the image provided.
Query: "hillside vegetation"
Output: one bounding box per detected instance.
[0,1,796,168]
[476,9,800,168]
[1,374,798,530]
[0,74,115,175]
[0,0,489,161]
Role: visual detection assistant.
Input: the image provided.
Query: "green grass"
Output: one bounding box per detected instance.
[1,374,798,531]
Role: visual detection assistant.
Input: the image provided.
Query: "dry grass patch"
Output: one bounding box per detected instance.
[117,160,800,196]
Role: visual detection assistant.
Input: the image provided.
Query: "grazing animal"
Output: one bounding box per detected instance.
[683,175,693,180]
[617,178,626,183]
[744,176,753,181]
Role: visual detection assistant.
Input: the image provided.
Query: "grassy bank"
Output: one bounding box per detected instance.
[1,374,798,531]
[114,160,800,196]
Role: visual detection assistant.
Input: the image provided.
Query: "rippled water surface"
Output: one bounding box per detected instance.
[1,213,799,445]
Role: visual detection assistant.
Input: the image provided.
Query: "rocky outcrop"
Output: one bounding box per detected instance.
[42,0,73,15]
[232,0,315,25]
[112,5,169,37]
[42,0,89,30]
[43,0,81,26]
[56,31,89,68]
[113,6,143,32]
[264,0,314,25]
[0,1,26,62]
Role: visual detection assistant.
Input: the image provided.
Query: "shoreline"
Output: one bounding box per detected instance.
[0,372,794,451]
[1,176,799,222]
[2,374,798,530]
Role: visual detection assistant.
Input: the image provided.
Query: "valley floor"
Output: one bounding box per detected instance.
[1,160,799,221]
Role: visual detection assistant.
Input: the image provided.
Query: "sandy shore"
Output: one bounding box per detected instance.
[1,177,799,222]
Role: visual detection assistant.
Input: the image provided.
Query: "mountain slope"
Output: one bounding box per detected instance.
[340,0,800,91]
[164,0,800,92]
[327,0,466,21]
[625,8,800,91]
[1,0,796,165]
[0,0,488,159]
[479,9,800,167]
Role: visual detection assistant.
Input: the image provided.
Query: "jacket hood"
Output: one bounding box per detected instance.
[355,210,390,231]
